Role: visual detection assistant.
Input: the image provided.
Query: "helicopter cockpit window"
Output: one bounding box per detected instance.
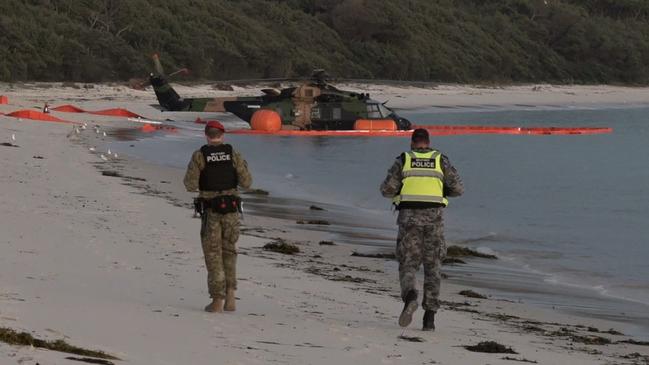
[333,107,341,120]
[367,104,381,118]
[378,103,392,117]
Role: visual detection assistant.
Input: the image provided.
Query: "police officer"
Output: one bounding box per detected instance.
[184,121,252,312]
[380,128,464,331]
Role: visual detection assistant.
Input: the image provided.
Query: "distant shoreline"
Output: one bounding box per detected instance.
[3,81,649,113]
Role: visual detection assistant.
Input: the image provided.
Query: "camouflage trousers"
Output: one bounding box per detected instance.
[395,208,446,312]
[200,211,240,299]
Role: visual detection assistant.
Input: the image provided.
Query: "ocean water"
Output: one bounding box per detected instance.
[110,104,649,337]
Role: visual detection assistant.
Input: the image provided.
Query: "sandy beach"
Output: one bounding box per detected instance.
[1,84,649,364]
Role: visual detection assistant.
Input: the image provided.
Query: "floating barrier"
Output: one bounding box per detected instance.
[228,125,612,137]
[0,96,8,104]
[52,104,144,119]
[139,123,178,133]
[353,119,397,131]
[5,110,76,124]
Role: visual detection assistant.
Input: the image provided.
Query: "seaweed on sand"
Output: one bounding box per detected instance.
[446,246,497,259]
[351,252,396,259]
[459,290,487,299]
[0,327,118,360]
[296,219,330,225]
[242,188,270,195]
[464,341,518,354]
[398,335,425,342]
[263,240,300,255]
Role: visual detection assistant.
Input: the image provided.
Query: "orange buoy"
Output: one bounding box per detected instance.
[250,109,282,132]
[0,96,8,104]
[141,123,157,133]
[354,119,397,131]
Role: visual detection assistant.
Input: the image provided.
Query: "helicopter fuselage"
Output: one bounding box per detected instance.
[150,75,411,130]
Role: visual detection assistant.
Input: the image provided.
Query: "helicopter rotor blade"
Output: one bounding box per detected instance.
[152,53,165,76]
[126,67,189,91]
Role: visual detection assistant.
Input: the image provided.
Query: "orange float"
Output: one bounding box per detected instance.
[52,104,144,118]
[0,96,8,104]
[250,109,282,132]
[354,119,397,131]
[52,104,86,113]
[6,110,74,124]
[141,123,157,133]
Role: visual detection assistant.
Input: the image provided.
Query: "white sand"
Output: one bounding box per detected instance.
[1,86,649,364]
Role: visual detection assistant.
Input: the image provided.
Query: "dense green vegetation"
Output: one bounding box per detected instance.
[1,0,649,83]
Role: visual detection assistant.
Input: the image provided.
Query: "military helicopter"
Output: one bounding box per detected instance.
[144,55,412,131]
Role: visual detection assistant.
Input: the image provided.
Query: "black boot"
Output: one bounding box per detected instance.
[398,290,418,327]
[422,310,435,331]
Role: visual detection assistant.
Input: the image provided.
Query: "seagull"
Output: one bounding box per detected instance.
[11,134,15,142]
[107,148,112,155]
[100,154,108,161]
[95,128,99,134]
[114,153,119,159]
[89,147,96,152]
[103,131,107,137]
[75,127,80,134]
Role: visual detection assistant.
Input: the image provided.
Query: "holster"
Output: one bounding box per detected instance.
[196,195,241,215]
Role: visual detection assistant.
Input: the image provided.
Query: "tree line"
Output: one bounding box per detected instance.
[1,0,648,84]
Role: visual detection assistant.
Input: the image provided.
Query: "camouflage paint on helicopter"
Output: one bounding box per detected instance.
[148,58,412,131]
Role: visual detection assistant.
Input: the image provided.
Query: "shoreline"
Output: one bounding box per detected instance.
[3,81,649,112]
[2,88,649,364]
[105,128,649,339]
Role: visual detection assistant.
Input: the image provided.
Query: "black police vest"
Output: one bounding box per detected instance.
[199,144,238,191]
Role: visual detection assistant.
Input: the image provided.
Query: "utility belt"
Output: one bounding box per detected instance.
[194,195,242,216]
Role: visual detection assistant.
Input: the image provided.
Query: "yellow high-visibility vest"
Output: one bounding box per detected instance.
[393,150,448,207]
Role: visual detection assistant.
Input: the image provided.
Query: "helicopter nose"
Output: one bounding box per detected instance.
[396,117,412,130]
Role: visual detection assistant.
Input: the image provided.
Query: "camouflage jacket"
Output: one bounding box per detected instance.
[380,147,464,225]
[183,142,252,199]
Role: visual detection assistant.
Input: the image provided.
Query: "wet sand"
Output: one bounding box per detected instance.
[1,85,649,364]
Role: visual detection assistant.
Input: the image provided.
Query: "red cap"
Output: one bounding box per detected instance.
[205,120,225,132]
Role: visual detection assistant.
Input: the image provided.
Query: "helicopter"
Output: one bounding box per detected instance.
[145,55,412,131]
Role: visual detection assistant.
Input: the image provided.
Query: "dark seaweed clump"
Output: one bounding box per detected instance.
[464,341,517,354]
[243,188,269,196]
[459,290,487,299]
[447,246,497,259]
[263,240,300,255]
[0,327,118,360]
[297,220,330,225]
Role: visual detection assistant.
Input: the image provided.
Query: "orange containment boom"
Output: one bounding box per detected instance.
[0,95,8,104]
[5,110,76,124]
[52,104,144,119]
[139,123,178,133]
[228,125,612,137]
[353,119,397,131]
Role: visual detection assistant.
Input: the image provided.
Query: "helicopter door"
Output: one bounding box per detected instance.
[292,85,321,129]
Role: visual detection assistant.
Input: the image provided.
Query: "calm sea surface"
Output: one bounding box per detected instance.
[111,104,649,337]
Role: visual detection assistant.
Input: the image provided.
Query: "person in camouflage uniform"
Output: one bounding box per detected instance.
[380,128,464,331]
[184,121,252,313]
